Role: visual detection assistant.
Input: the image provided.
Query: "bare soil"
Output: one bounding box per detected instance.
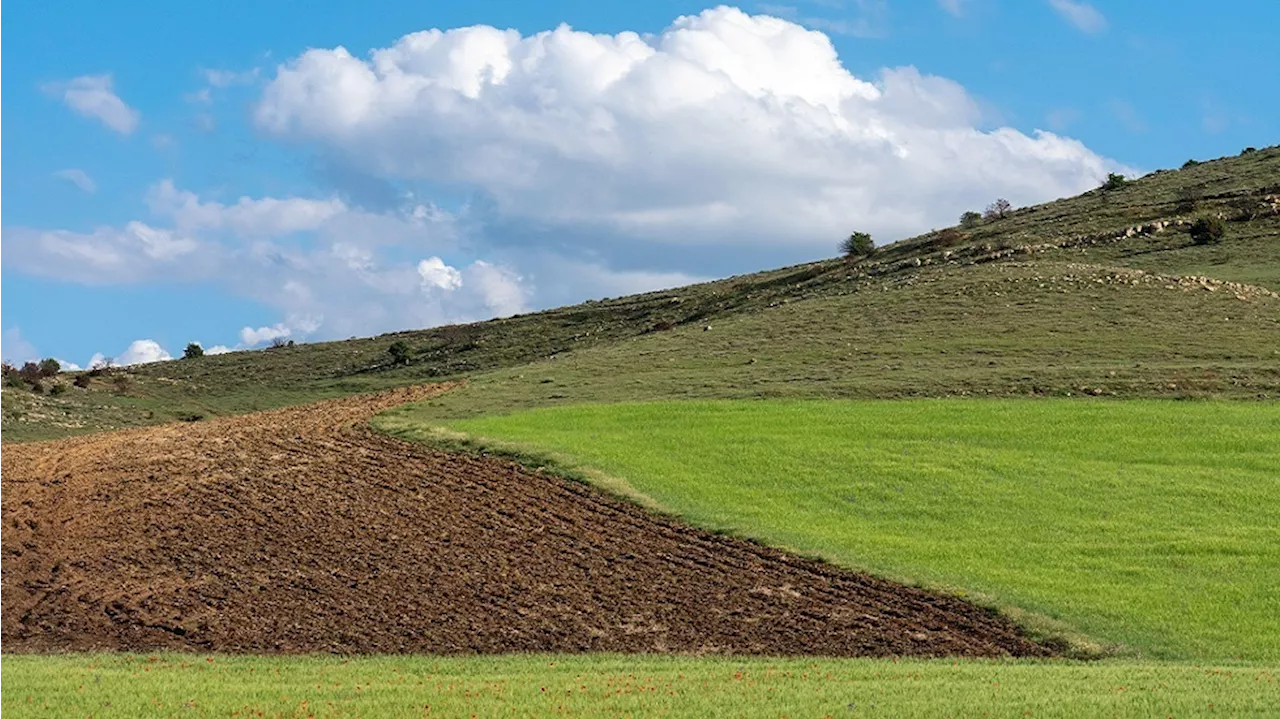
[2,385,1048,657]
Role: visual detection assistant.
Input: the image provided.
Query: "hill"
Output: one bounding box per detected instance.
[4,146,1277,441]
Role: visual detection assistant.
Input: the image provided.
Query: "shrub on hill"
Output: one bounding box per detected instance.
[1182,159,1201,168]
[959,211,982,228]
[49,383,68,396]
[73,374,92,389]
[34,358,61,378]
[984,198,1012,220]
[840,232,874,258]
[1101,173,1128,191]
[183,343,204,359]
[388,340,412,365]
[1190,216,1226,245]
[17,362,43,383]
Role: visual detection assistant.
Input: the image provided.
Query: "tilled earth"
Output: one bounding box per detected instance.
[2,385,1048,657]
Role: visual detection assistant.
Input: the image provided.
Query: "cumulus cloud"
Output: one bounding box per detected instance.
[256,6,1122,256]
[204,68,260,88]
[54,358,83,372]
[117,339,173,366]
[42,74,140,134]
[205,345,233,355]
[1047,0,1106,34]
[3,328,40,364]
[417,256,463,291]
[54,168,98,194]
[240,323,292,346]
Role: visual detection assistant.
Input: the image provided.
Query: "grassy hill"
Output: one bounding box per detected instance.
[3,146,1278,441]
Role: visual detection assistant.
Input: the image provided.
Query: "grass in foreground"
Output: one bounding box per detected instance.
[4,654,1278,718]
[380,399,1280,661]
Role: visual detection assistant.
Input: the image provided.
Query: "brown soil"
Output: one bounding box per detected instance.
[2,385,1049,657]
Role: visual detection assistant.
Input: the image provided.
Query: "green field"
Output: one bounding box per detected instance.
[381,399,1280,662]
[4,654,1278,719]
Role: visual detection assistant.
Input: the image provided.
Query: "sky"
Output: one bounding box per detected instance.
[3,0,1277,368]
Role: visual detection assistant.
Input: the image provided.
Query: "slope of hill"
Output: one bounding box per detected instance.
[3,146,1277,440]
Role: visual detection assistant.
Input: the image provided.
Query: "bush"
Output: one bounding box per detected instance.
[840,231,874,258]
[1182,159,1201,169]
[388,340,411,365]
[18,362,43,383]
[984,198,1012,220]
[1101,173,1127,191]
[37,358,61,377]
[268,337,289,349]
[1190,216,1226,245]
[73,374,92,388]
[936,227,965,247]
[1242,147,1257,154]
[959,211,982,228]
[49,383,68,396]
[30,380,45,394]
[183,342,204,359]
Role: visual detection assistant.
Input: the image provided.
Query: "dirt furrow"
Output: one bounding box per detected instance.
[2,385,1049,657]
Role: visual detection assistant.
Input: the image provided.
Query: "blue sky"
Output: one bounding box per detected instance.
[3,0,1277,367]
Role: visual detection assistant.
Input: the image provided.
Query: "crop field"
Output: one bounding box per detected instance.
[408,399,1280,662]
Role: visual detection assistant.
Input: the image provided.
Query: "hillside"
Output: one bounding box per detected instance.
[3,146,1278,441]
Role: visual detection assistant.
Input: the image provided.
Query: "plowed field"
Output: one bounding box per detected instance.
[1,386,1047,657]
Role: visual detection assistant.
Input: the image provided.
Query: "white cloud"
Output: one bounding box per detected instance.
[147,179,346,236]
[417,256,463,291]
[1047,0,1106,34]
[255,6,1122,255]
[2,221,206,284]
[117,339,173,366]
[937,0,965,17]
[194,112,217,132]
[42,74,140,134]
[240,323,292,346]
[54,358,83,372]
[3,328,41,364]
[54,168,98,194]
[185,88,213,104]
[205,345,233,355]
[152,133,177,150]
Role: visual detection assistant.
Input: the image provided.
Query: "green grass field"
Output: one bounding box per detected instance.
[386,399,1280,662]
[4,654,1278,719]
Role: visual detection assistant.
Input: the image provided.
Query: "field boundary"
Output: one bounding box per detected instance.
[371,406,1114,660]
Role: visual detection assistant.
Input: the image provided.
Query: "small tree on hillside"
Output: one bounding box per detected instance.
[984,198,1012,220]
[18,362,43,384]
[38,358,61,377]
[183,342,205,359]
[1101,172,1128,191]
[959,211,982,228]
[840,231,874,258]
[1190,216,1226,245]
[388,340,411,365]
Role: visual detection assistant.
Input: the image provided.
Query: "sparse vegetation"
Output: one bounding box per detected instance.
[959,210,982,228]
[984,197,1012,219]
[839,231,874,258]
[183,342,204,359]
